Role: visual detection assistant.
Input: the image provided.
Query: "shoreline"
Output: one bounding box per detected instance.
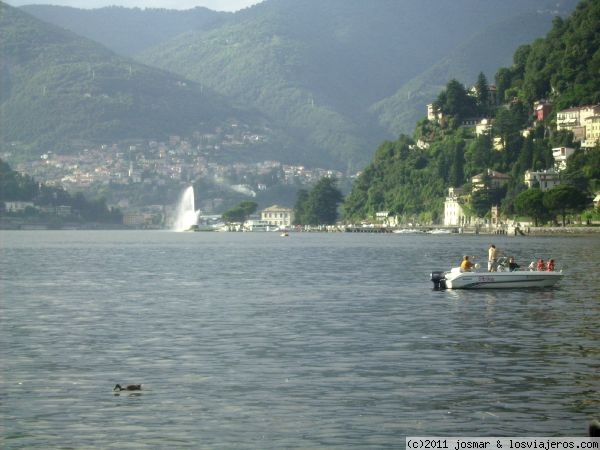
[519,226,600,236]
[1,221,599,236]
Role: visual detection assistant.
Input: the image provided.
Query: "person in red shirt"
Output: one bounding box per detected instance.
[547,259,555,271]
[537,259,546,271]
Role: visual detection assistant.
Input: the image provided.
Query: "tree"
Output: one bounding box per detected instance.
[435,79,476,122]
[494,67,512,104]
[0,159,38,201]
[295,177,343,225]
[448,139,465,187]
[474,71,490,114]
[543,184,589,226]
[470,189,494,218]
[222,201,258,223]
[293,189,309,225]
[464,135,491,178]
[514,188,547,226]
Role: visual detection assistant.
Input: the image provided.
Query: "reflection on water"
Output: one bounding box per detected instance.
[1,231,599,448]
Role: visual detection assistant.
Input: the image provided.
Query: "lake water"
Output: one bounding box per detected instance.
[1,230,599,448]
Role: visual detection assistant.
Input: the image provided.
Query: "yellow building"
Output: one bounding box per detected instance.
[471,169,510,191]
[556,104,600,144]
[261,205,294,228]
[583,115,600,148]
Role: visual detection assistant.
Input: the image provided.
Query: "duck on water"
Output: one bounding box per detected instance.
[114,384,142,391]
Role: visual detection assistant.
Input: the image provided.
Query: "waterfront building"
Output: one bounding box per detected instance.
[443,187,467,227]
[261,205,294,228]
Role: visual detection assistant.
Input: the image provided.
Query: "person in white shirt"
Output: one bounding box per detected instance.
[488,244,498,272]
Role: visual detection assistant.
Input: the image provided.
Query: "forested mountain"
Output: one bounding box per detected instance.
[0,2,249,157]
[20,4,229,57]
[343,0,600,223]
[137,0,578,170]
[4,0,580,170]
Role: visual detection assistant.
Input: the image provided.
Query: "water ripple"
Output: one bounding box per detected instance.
[1,231,599,448]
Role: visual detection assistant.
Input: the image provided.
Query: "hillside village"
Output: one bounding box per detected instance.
[435,101,600,229]
[1,120,344,228]
[3,95,599,231]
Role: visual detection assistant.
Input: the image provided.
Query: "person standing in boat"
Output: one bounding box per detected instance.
[488,244,498,272]
[460,255,474,272]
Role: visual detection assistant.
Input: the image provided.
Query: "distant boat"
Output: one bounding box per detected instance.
[427,229,452,234]
[392,229,423,234]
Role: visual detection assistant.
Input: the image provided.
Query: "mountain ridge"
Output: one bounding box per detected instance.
[0,2,260,156]
[20,4,230,57]
[138,0,579,168]
[5,0,580,170]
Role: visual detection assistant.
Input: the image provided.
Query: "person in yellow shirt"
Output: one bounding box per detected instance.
[460,255,474,271]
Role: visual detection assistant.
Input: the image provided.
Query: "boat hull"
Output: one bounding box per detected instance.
[443,270,563,289]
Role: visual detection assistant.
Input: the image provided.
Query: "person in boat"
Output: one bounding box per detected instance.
[528,261,536,271]
[537,259,546,271]
[460,255,475,272]
[507,256,519,271]
[547,259,555,271]
[488,244,498,272]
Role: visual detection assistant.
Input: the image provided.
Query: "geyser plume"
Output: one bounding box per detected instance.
[172,186,200,231]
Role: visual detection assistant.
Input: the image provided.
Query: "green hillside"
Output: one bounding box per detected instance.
[0,2,240,156]
[343,0,600,223]
[139,0,578,170]
[370,11,561,137]
[3,0,581,170]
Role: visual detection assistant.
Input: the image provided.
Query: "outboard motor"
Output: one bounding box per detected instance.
[430,271,447,290]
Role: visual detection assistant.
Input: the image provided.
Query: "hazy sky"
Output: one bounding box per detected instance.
[5,0,264,12]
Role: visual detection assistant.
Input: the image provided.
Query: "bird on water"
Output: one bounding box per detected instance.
[114,384,142,391]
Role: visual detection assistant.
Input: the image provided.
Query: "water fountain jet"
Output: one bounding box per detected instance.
[172,186,200,232]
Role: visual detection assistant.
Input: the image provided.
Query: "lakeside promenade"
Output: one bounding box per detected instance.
[1,215,599,235]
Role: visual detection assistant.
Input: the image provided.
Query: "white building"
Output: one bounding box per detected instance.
[475,118,493,136]
[524,169,560,191]
[4,201,35,212]
[261,205,294,228]
[552,146,576,171]
[443,187,467,227]
[427,103,442,122]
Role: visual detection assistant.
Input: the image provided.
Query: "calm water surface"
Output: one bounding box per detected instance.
[1,231,599,449]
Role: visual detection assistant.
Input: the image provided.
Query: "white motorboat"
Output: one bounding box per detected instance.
[431,258,563,289]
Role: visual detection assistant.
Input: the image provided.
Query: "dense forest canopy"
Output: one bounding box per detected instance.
[342,0,600,224]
